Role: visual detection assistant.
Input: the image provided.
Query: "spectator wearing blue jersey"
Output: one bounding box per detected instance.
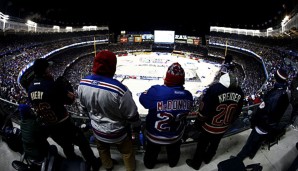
[139,62,193,169]
[78,50,141,171]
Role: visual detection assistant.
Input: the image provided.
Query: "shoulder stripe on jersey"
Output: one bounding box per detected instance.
[80,79,125,96]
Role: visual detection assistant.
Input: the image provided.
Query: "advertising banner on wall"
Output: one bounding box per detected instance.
[142,34,153,42]
[120,37,128,43]
[187,38,193,44]
[175,35,187,40]
[193,39,200,45]
[134,36,142,42]
[128,37,134,43]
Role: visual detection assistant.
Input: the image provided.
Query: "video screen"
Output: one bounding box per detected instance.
[154,30,175,44]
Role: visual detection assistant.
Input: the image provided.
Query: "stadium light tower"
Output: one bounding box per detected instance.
[266,27,273,37]
[26,20,37,32]
[66,26,72,32]
[281,15,290,33]
[0,11,9,30]
[82,26,97,31]
[53,25,60,32]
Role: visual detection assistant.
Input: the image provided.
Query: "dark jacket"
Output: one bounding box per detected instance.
[27,76,73,125]
[290,75,298,107]
[250,83,289,133]
[19,104,49,160]
[21,118,49,160]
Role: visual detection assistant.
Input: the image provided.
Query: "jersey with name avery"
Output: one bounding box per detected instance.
[30,91,44,100]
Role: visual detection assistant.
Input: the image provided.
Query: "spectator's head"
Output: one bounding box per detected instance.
[164,62,185,86]
[92,50,117,77]
[33,58,50,77]
[220,54,235,75]
[274,68,288,83]
[224,54,233,64]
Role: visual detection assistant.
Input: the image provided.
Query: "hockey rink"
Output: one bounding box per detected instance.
[114,53,220,115]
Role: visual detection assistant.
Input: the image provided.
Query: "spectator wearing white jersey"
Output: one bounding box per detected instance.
[78,50,141,171]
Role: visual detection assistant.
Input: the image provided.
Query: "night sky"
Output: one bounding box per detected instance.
[0,0,296,35]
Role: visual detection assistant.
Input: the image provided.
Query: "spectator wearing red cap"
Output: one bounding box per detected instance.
[234,68,290,161]
[78,50,141,171]
[139,62,193,169]
[163,62,185,86]
[92,50,117,77]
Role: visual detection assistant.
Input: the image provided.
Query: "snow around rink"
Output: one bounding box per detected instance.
[114,52,221,116]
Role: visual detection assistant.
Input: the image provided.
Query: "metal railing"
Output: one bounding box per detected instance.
[0,96,256,144]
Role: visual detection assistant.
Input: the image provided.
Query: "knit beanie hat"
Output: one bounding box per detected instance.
[164,62,185,86]
[92,50,117,77]
[274,68,288,83]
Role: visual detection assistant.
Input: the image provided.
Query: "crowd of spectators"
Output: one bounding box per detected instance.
[1,32,298,117]
[0,31,108,104]
[209,33,298,104]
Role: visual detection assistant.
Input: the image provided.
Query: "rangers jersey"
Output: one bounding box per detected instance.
[28,77,70,125]
[197,73,244,134]
[139,85,193,144]
[78,74,141,143]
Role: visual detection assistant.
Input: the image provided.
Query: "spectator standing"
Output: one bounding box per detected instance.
[186,72,244,170]
[235,68,289,161]
[27,58,100,171]
[139,62,193,169]
[213,54,236,83]
[78,50,141,171]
